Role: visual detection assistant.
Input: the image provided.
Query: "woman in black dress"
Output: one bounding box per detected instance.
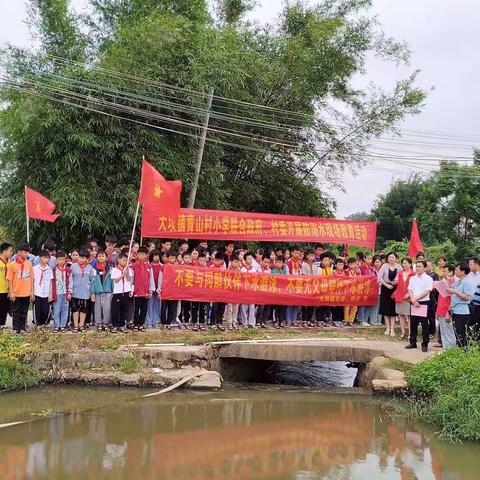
[378,252,402,336]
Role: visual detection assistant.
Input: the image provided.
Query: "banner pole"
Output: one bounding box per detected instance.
[25,185,30,243]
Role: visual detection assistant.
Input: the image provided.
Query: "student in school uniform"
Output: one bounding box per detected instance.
[271,255,288,328]
[0,242,13,330]
[163,252,182,328]
[52,251,72,332]
[300,249,321,328]
[285,246,302,326]
[32,250,54,326]
[209,253,227,330]
[7,241,34,334]
[91,250,114,331]
[70,249,96,332]
[110,253,133,333]
[191,253,208,330]
[256,255,272,328]
[147,250,163,328]
[130,246,152,332]
[240,252,257,328]
[344,258,359,326]
[224,255,242,330]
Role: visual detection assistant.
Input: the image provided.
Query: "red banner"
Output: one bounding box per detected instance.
[161,265,379,307]
[142,208,376,248]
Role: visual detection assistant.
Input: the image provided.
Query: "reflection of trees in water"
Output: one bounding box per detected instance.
[0,395,473,480]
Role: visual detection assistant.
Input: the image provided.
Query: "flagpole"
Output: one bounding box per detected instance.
[127,202,140,265]
[25,185,30,243]
[127,155,145,264]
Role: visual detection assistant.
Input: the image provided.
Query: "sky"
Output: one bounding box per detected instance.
[1,0,479,218]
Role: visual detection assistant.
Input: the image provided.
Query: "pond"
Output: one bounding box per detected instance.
[0,384,478,480]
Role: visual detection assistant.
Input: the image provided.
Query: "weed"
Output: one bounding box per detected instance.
[0,357,41,391]
[120,356,139,374]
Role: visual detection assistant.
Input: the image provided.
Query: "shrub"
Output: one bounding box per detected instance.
[0,357,41,391]
[120,356,139,374]
[403,344,480,441]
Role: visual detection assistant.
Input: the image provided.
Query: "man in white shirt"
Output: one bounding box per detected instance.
[406,261,433,352]
[467,257,480,290]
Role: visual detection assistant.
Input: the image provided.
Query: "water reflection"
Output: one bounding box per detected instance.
[0,387,477,480]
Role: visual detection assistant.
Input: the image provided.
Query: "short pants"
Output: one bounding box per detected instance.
[70,298,89,313]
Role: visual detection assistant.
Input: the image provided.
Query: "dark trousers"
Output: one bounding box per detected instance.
[469,304,480,342]
[427,301,437,336]
[453,313,471,348]
[0,293,9,326]
[273,305,285,324]
[180,301,191,323]
[133,297,148,326]
[332,306,343,322]
[34,296,50,325]
[191,302,207,324]
[11,297,29,332]
[165,300,179,325]
[256,304,271,325]
[409,302,430,347]
[210,303,225,325]
[160,301,167,325]
[111,293,129,328]
[317,306,332,322]
[304,306,316,323]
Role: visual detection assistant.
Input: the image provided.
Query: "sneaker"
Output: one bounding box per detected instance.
[405,344,417,349]
[361,322,370,327]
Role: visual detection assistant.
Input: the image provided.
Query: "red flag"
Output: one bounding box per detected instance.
[25,187,60,222]
[138,160,182,217]
[408,218,424,259]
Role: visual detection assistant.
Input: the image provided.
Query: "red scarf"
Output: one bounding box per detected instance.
[78,262,89,278]
[244,264,253,271]
[38,265,49,286]
[56,265,67,285]
[15,256,25,277]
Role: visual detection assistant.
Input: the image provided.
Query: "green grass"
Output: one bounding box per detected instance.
[384,358,414,374]
[119,356,139,374]
[392,344,480,442]
[0,357,41,391]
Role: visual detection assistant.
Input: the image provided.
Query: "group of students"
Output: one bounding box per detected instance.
[0,236,479,349]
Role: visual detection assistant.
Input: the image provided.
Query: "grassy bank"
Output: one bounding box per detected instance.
[392,344,480,442]
[0,333,41,391]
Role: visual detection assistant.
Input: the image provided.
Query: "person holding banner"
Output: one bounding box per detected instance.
[240,252,257,328]
[225,255,242,330]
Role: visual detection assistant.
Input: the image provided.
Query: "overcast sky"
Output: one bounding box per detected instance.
[1,0,479,218]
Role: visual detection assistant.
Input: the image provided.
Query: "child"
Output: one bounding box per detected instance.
[240,252,257,328]
[130,246,152,331]
[210,253,226,330]
[7,241,34,334]
[91,249,113,331]
[180,252,192,325]
[191,249,200,266]
[147,250,163,328]
[70,249,96,332]
[223,255,241,330]
[191,253,208,329]
[256,255,272,328]
[68,248,79,268]
[344,258,359,326]
[318,253,334,325]
[52,251,72,331]
[110,253,133,333]
[163,252,181,327]
[0,242,13,330]
[271,255,288,328]
[332,258,346,325]
[301,249,321,327]
[32,250,54,326]
[105,234,118,267]
[285,246,302,325]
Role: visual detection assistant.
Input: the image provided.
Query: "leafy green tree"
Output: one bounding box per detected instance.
[0,0,425,247]
[370,175,424,247]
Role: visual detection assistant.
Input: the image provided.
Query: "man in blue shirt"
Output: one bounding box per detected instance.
[447,262,475,348]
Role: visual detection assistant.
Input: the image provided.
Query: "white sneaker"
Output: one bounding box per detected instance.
[362,322,370,327]
[384,329,390,336]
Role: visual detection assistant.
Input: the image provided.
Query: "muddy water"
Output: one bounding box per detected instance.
[0,385,478,480]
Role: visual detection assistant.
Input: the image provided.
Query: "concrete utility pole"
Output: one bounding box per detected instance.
[187,86,214,209]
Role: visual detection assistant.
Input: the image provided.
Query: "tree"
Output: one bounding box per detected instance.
[370,175,424,247]
[345,211,370,221]
[0,0,425,247]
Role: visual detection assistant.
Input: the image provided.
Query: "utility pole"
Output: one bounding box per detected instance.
[187,86,214,209]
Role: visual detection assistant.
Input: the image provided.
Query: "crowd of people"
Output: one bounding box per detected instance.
[0,235,479,353]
